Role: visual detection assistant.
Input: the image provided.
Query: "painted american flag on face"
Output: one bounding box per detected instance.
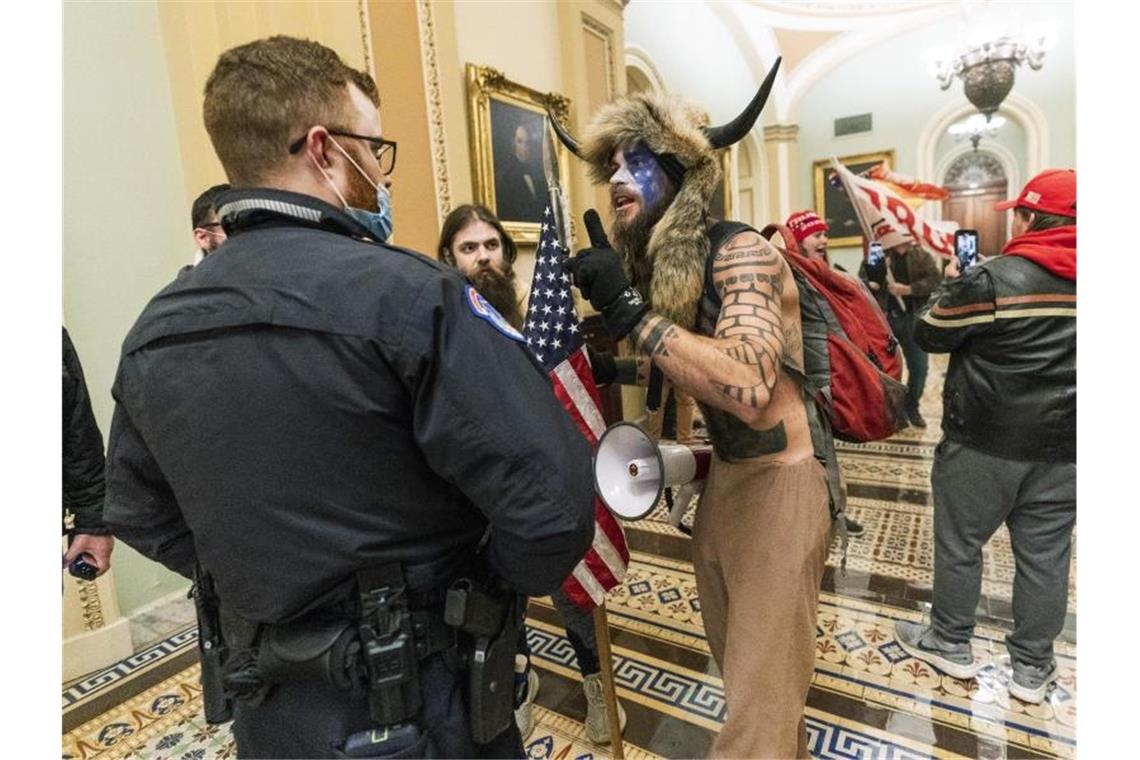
[523,206,629,611]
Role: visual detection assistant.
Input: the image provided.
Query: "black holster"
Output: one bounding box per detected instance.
[191,564,233,724]
[445,576,525,744]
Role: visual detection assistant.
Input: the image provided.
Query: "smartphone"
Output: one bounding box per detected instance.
[867,241,884,268]
[954,229,979,271]
[866,241,887,284]
[66,555,98,581]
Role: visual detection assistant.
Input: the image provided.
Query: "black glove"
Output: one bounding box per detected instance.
[586,346,617,386]
[566,209,649,339]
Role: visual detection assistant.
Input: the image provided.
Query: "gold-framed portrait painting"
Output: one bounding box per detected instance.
[812,150,894,247]
[466,64,572,244]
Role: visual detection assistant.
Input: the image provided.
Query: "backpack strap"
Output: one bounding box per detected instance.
[785,362,849,570]
[757,223,803,256]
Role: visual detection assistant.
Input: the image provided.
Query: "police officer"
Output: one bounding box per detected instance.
[103,36,595,759]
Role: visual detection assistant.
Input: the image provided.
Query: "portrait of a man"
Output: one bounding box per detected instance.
[491,101,552,226]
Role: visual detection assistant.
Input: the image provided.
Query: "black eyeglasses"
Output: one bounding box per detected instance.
[197,222,222,230]
[289,128,398,174]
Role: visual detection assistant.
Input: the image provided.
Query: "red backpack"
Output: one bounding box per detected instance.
[703,221,908,442]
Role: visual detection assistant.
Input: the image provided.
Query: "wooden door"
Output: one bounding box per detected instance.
[942,179,1008,258]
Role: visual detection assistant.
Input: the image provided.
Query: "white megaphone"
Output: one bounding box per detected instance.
[594,421,712,525]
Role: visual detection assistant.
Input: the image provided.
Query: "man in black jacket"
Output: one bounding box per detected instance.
[894,170,1076,705]
[102,36,594,758]
[191,183,230,262]
[859,238,942,427]
[62,327,113,576]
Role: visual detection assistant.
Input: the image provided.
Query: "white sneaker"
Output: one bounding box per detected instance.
[514,667,540,740]
[583,672,627,745]
[1008,659,1058,704]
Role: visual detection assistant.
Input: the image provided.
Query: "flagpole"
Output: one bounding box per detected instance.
[544,116,624,758]
[831,157,906,311]
[592,603,625,760]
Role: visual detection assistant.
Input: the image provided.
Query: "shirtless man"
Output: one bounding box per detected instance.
[556,61,833,758]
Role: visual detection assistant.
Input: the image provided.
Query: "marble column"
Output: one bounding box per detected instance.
[762,123,800,225]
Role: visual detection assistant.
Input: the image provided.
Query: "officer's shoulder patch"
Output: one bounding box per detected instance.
[465,286,525,342]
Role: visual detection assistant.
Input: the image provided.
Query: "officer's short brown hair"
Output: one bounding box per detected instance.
[203,36,378,186]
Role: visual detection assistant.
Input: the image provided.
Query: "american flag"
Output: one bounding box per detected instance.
[524,206,629,611]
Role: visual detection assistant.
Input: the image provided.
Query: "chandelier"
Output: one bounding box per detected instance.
[924,3,1058,120]
[948,113,1006,151]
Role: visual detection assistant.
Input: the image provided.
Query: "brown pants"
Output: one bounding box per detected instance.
[692,455,831,759]
[645,384,698,443]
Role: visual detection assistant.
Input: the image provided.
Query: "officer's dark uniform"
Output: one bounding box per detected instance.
[102,189,596,759]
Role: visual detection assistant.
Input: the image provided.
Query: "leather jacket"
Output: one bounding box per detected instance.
[915,255,1075,463]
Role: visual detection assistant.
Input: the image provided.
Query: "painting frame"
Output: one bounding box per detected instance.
[813,150,895,248]
[466,64,572,244]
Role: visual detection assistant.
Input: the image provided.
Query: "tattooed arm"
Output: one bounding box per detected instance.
[629,230,785,426]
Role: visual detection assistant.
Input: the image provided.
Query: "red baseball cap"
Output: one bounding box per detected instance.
[786,210,828,242]
[994,169,1076,218]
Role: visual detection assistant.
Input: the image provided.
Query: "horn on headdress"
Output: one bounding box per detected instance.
[702,57,781,150]
[546,110,585,159]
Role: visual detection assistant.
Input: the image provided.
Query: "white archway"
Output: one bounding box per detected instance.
[916,92,1048,221]
[734,132,768,227]
[624,44,666,95]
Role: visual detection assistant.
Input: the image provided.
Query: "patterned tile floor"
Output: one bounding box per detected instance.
[63,360,1076,758]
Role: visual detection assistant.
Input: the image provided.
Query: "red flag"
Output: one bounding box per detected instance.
[867,164,949,209]
[523,207,630,611]
[831,158,959,260]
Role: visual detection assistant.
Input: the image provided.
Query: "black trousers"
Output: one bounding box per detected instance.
[231,652,524,759]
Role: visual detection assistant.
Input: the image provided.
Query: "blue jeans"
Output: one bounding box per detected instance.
[888,310,928,413]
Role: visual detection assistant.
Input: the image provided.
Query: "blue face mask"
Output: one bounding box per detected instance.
[346,183,393,243]
[317,137,395,243]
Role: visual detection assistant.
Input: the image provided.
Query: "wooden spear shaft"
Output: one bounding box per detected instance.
[591,602,624,759]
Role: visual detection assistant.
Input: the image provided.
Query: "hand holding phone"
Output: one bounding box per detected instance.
[865,241,887,285]
[954,229,979,272]
[66,555,99,581]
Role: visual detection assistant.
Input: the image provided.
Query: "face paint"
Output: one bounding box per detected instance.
[623,143,671,209]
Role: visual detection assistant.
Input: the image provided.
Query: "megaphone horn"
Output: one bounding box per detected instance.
[594,422,712,521]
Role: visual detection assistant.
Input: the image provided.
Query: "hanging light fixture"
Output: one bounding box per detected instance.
[924,3,1058,120]
[948,113,1006,151]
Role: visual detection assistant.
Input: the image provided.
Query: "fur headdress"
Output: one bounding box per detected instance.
[582,93,719,329]
[549,59,781,330]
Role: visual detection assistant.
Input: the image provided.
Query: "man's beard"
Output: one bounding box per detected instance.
[611,197,670,292]
[468,264,523,330]
[343,152,378,211]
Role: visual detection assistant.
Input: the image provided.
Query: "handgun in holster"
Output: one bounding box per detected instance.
[357,564,422,727]
[445,576,524,744]
[191,564,233,724]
